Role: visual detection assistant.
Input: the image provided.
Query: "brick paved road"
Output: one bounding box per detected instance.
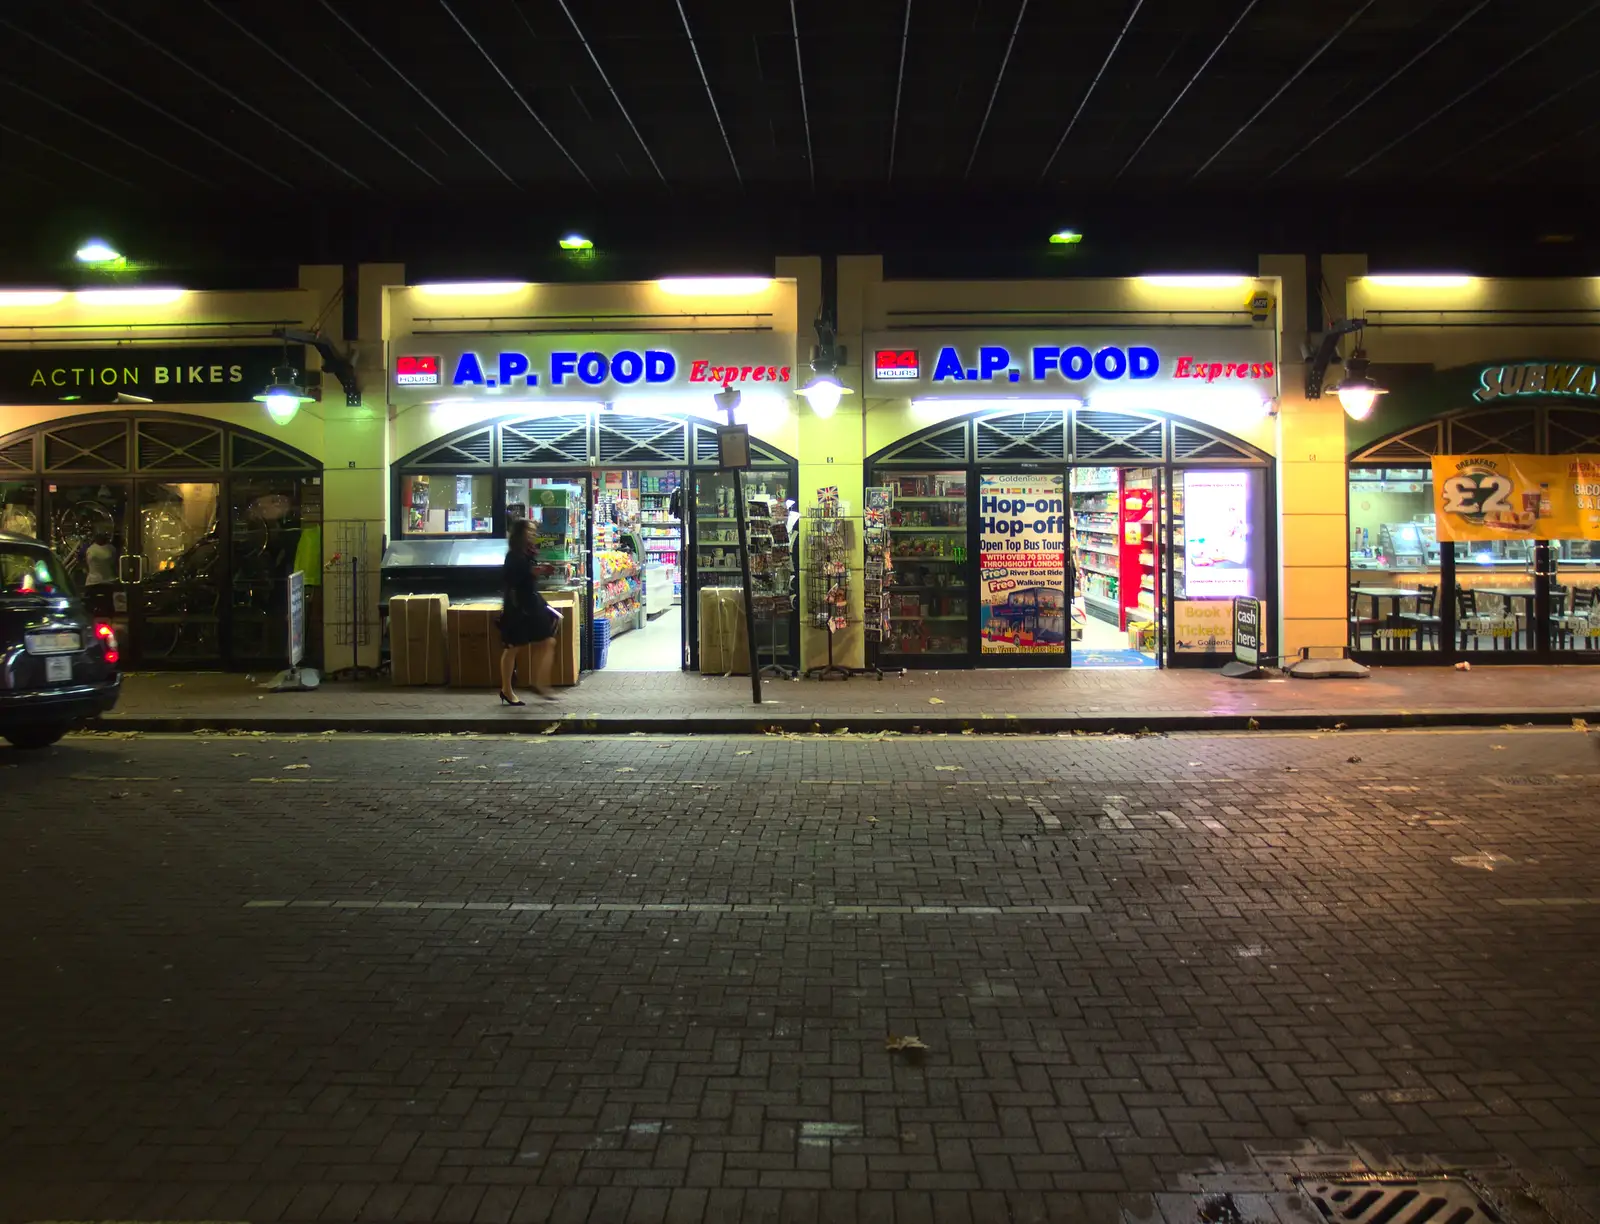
[2,728,1599,1223]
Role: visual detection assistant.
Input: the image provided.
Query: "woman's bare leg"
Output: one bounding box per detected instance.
[499,646,518,700]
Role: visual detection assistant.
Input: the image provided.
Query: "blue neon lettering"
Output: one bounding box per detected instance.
[1129,346,1159,379]
[978,346,1010,379]
[452,352,486,386]
[577,352,608,385]
[1094,347,1126,379]
[550,351,578,385]
[645,351,676,383]
[932,347,965,381]
[611,350,643,384]
[1032,346,1060,379]
[1060,346,1093,380]
[498,352,530,386]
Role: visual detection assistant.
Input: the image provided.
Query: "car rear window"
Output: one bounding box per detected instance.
[0,546,70,598]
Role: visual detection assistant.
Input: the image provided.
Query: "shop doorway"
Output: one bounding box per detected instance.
[1067,466,1163,668]
[593,469,684,671]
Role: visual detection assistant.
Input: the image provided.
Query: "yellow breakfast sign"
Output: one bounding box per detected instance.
[1431,454,1600,541]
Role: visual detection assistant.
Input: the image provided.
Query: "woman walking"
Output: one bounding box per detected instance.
[499,518,559,704]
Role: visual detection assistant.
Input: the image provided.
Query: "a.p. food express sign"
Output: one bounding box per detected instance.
[863,329,1276,397]
[389,333,797,405]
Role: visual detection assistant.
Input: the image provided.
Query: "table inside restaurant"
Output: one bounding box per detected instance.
[1350,587,1421,650]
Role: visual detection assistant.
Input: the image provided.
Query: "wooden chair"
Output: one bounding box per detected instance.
[1399,583,1441,650]
[1457,587,1512,650]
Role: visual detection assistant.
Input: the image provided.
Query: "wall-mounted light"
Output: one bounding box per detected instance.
[412,282,530,296]
[75,239,122,264]
[797,308,853,418]
[656,277,773,297]
[1048,230,1083,245]
[1138,275,1252,289]
[253,365,315,425]
[1333,350,1386,421]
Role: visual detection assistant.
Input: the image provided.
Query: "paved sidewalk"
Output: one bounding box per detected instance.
[97,664,1600,734]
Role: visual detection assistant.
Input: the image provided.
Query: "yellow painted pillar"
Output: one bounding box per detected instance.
[1267,253,1364,659]
[311,262,399,670]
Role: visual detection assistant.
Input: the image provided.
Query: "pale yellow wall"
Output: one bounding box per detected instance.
[1269,253,1357,659]
[1352,276,1600,366]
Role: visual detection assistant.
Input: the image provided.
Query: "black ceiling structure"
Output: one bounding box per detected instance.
[2,0,1599,283]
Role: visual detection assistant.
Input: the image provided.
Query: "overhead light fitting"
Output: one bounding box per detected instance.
[1333,349,1386,421]
[656,277,773,296]
[75,288,185,305]
[75,239,122,264]
[797,308,854,419]
[253,365,315,425]
[558,234,593,250]
[1139,275,1252,289]
[1364,274,1474,288]
[412,282,530,296]
[1049,230,1083,245]
[0,290,67,307]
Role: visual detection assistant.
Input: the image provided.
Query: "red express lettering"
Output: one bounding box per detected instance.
[688,361,792,385]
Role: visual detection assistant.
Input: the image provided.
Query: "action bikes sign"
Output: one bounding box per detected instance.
[388,333,797,406]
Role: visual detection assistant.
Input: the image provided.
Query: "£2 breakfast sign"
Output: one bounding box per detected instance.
[1431,453,1600,541]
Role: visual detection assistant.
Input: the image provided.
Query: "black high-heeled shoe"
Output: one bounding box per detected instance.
[498,690,526,706]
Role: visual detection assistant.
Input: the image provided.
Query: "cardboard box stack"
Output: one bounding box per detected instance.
[697,586,750,675]
[390,594,448,685]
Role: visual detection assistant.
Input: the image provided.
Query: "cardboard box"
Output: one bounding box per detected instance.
[448,602,506,689]
[698,586,750,674]
[390,593,448,685]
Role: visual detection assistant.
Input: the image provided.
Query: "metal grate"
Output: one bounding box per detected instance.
[407,426,494,468]
[1449,409,1536,455]
[0,436,34,474]
[597,414,687,465]
[976,410,1065,460]
[1172,422,1259,462]
[499,416,589,465]
[136,419,223,471]
[876,421,969,464]
[1073,409,1164,462]
[1547,406,1600,454]
[231,432,315,471]
[1352,421,1444,462]
[43,420,128,472]
[1299,1178,1501,1224]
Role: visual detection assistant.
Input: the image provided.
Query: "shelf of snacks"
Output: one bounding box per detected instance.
[878,470,970,656]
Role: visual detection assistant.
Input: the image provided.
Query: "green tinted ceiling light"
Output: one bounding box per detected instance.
[558,234,593,250]
[75,239,123,263]
[1048,230,1083,245]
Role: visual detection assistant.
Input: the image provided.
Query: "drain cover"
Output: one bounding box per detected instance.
[1299,1178,1501,1223]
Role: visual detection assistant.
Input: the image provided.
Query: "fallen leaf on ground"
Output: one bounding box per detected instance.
[928,697,945,705]
[1492,745,1506,751]
[439,756,466,763]
[885,1035,928,1052]
[735,750,752,756]
[1346,756,1362,764]
[282,763,309,770]
[1575,718,1590,732]
[616,767,635,773]
[1246,718,1259,731]
[934,765,962,772]
[230,753,247,758]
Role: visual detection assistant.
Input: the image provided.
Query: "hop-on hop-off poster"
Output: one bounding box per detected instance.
[979,474,1067,653]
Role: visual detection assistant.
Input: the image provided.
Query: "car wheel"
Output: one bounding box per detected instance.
[3,726,68,750]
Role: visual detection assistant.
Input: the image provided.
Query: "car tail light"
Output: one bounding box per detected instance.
[95,622,119,666]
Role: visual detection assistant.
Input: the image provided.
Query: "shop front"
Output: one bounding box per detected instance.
[862,329,1278,668]
[0,345,324,670]
[384,327,801,673]
[1347,359,1600,664]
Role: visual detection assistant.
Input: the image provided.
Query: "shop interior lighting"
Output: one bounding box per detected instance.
[558,234,593,250]
[1364,274,1475,288]
[74,288,186,305]
[656,277,773,296]
[1089,385,1270,417]
[74,239,122,263]
[1048,230,1083,245]
[0,290,68,307]
[909,397,1083,412]
[253,365,316,426]
[412,282,530,296]
[1333,349,1386,421]
[1138,275,1252,289]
